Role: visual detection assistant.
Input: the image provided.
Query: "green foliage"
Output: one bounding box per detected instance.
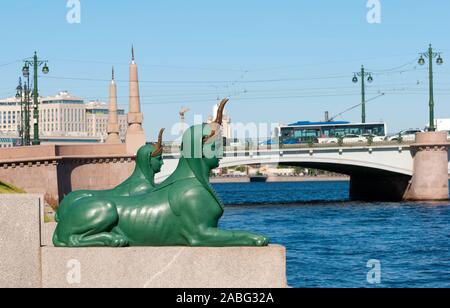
[0,180,25,194]
[234,166,247,173]
[337,136,344,147]
[308,169,318,176]
[44,214,55,223]
[294,167,304,174]
[366,135,374,146]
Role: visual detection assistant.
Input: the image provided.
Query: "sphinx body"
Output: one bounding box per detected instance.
[53,100,269,247]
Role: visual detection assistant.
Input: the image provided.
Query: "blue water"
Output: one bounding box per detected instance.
[213,181,450,288]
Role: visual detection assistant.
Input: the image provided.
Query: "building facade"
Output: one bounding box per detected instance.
[85,101,127,141]
[0,97,22,137]
[40,91,86,137]
[0,91,127,142]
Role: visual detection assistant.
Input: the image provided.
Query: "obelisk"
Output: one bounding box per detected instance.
[125,45,146,154]
[106,67,121,144]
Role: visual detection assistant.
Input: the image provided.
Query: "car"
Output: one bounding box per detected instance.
[387,129,423,142]
[361,134,385,143]
[326,134,366,144]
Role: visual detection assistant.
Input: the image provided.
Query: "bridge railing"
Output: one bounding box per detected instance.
[162,139,414,156]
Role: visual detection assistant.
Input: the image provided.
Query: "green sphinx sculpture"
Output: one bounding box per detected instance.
[53,99,269,247]
[55,129,165,222]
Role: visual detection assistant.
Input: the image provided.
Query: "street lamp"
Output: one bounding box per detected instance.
[22,64,30,78]
[352,65,374,124]
[418,44,444,132]
[42,64,50,74]
[418,56,425,66]
[22,52,49,145]
[16,84,22,98]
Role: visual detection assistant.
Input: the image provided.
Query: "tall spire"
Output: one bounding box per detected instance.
[125,45,146,154]
[106,66,121,144]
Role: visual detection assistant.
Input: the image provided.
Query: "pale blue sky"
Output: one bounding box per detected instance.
[1,0,450,140]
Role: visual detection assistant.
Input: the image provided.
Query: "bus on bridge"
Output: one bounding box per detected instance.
[277,121,387,145]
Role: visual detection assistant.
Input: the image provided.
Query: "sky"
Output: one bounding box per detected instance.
[1,0,450,141]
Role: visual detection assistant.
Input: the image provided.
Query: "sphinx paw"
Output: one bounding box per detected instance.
[110,234,129,247]
[253,235,270,247]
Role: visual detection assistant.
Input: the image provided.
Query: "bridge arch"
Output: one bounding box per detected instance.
[219,156,413,177]
[157,147,414,201]
[218,155,412,201]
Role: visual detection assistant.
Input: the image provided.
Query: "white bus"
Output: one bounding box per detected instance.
[277,121,387,145]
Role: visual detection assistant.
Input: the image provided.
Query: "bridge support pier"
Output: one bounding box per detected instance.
[350,174,411,201]
[404,132,450,201]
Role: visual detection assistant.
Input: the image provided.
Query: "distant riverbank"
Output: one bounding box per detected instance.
[210,176,350,184]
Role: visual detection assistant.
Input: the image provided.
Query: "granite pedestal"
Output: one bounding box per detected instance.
[0,195,288,288]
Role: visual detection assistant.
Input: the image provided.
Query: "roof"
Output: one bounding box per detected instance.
[41,91,83,102]
[0,96,20,105]
[0,96,19,103]
[85,101,108,109]
[288,121,351,127]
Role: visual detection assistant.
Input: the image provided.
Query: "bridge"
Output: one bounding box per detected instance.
[157,140,450,201]
[0,135,449,204]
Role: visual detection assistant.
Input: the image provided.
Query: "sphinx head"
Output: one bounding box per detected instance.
[181,98,228,170]
[135,128,165,177]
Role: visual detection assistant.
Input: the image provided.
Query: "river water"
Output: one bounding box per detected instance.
[213,181,450,288]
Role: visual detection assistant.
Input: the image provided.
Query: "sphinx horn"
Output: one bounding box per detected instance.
[152,128,165,157]
[202,130,216,144]
[214,98,229,125]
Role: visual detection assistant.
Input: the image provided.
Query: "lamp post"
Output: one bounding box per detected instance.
[15,78,24,146]
[352,65,374,124]
[21,64,31,145]
[23,81,31,146]
[22,52,49,146]
[418,44,444,132]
